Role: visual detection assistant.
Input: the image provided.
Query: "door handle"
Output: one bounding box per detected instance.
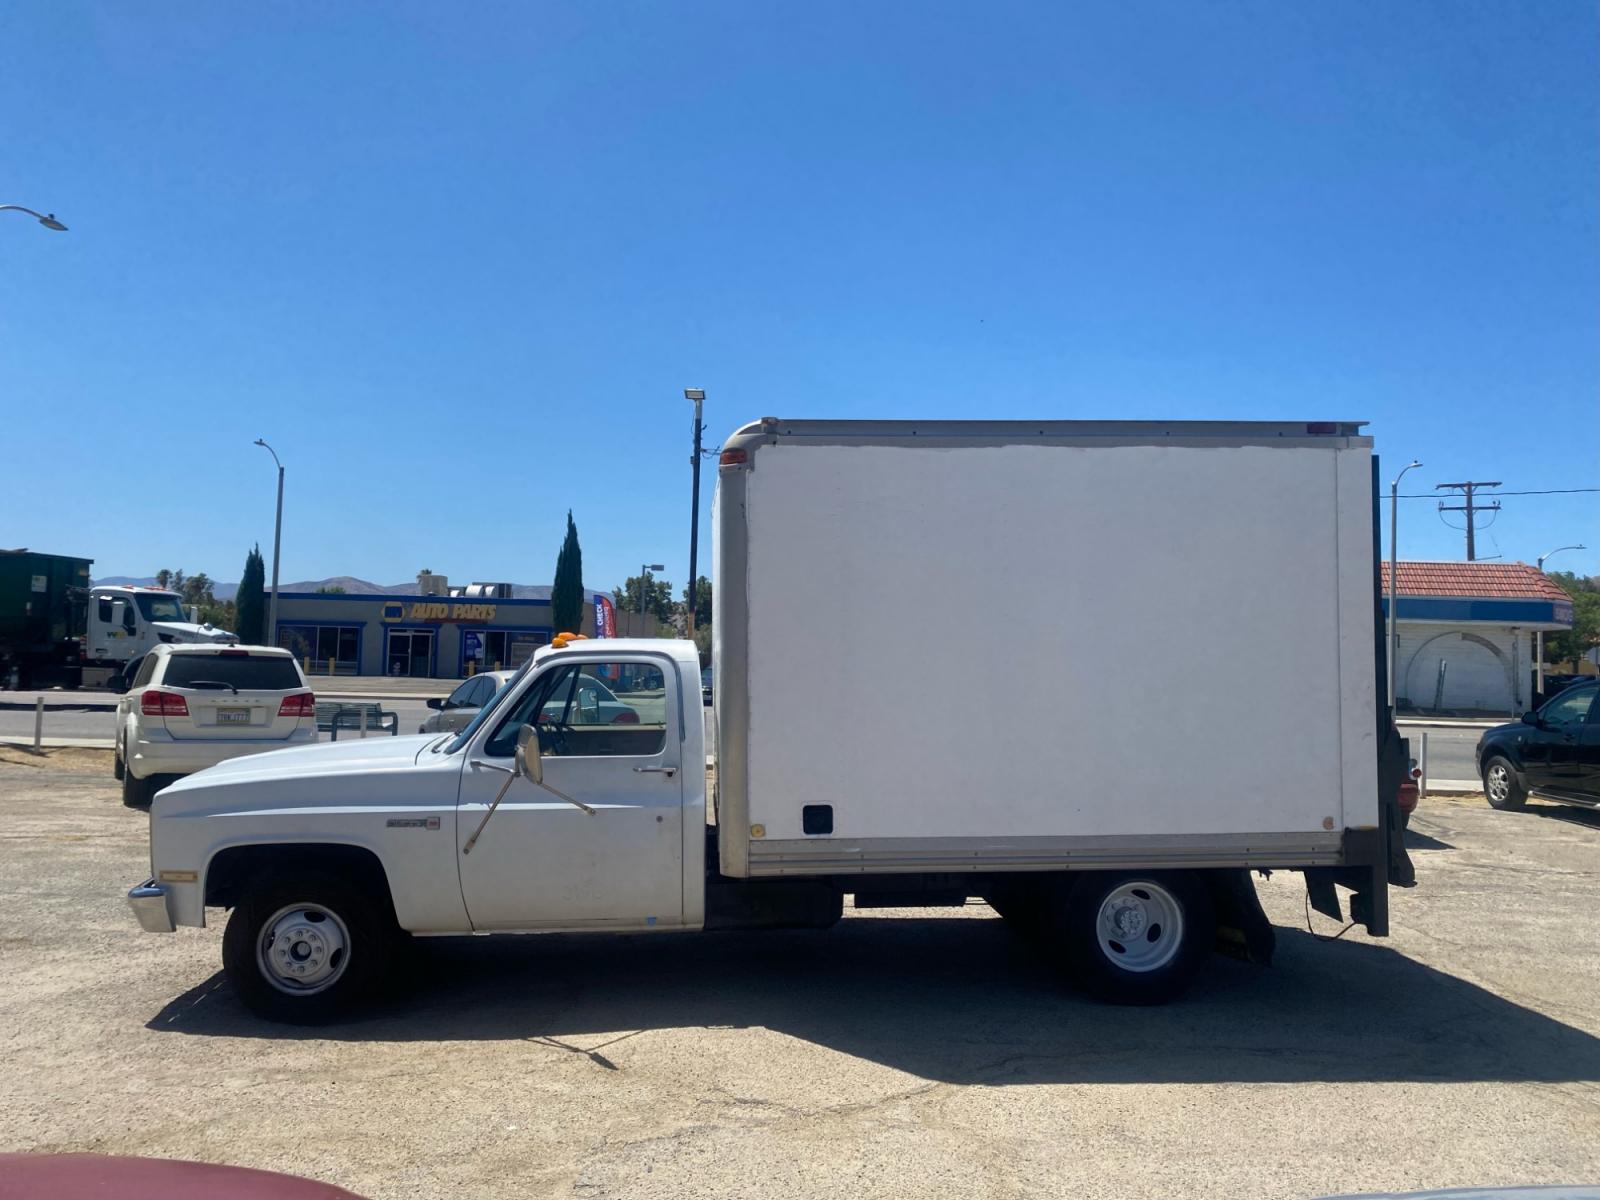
[634,766,678,777]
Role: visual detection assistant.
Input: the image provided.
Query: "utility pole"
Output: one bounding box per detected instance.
[1435,481,1501,561]
[684,389,706,640]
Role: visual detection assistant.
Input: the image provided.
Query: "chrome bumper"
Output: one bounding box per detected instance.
[127,879,176,934]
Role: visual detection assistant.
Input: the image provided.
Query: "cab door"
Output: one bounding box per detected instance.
[455,655,684,930]
[1524,684,1598,792]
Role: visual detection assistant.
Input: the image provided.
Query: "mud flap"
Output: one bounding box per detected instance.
[1377,716,1416,889]
[1208,869,1275,965]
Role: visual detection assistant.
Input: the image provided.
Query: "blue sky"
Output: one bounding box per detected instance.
[2,1,1596,591]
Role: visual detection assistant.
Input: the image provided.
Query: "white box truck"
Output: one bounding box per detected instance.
[128,419,1412,1022]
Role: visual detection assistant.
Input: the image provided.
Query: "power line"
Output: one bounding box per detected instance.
[1392,486,1598,498]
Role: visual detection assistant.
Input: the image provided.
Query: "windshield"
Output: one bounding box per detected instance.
[442,657,535,754]
[136,594,188,623]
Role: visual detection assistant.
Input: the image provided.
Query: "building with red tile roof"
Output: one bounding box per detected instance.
[1380,561,1573,715]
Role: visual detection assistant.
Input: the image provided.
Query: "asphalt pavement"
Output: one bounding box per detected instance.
[0,688,1461,785]
[4,757,1599,1199]
[0,699,722,758]
[1397,723,1485,787]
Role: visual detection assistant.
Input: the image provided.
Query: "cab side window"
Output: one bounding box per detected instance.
[97,597,113,624]
[1541,686,1597,730]
[444,679,478,709]
[485,661,669,758]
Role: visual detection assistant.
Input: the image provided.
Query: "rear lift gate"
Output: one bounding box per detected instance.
[1305,713,1415,936]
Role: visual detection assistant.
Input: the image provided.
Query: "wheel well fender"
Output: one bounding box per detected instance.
[1481,745,1524,775]
[205,843,394,915]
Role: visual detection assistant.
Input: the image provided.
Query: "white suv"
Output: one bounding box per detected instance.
[114,644,315,807]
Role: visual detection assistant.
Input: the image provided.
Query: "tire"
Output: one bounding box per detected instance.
[1049,871,1214,1005]
[1483,755,1527,811]
[121,769,156,808]
[984,886,1049,940]
[113,742,125,781]
[222,869,397,1024]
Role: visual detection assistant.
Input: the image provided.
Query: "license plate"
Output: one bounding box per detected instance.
[217,708,251,725]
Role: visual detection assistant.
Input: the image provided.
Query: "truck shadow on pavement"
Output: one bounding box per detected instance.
[146,912,1600,1086]
[1527,802,1600,830]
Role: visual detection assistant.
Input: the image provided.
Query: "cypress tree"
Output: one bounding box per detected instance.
[551,511,584,634]
[236,545,266,644]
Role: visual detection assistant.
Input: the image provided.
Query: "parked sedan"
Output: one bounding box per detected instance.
[1477,679,1600,811]
[113,644,315,807]
[419,670,515,734]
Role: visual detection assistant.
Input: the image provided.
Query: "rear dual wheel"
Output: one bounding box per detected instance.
[996,871,1214,1004]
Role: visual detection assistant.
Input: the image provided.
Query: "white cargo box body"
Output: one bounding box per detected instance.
[714,420,1380,879]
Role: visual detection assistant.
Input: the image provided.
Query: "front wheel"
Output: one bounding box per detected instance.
[1483,755,1527,811]
[1050,871,1214,1005]
[222,871,396,1023]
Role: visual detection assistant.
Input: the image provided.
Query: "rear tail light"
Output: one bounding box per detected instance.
[140,690,189,717]
[719,448,749,465]
[278,692,316,718]
[1397,780,1420,814]
[610,709,640,724]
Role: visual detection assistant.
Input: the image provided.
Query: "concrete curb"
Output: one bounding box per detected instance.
[1,737,115,750]
[1397,719,1501,730]
[1423,780,1483,795]
[1,694,431,711]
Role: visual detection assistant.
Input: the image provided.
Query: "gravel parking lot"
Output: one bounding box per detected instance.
[3,746,1598,1199]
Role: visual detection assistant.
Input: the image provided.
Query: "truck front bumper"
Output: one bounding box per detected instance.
[127,880,176,933]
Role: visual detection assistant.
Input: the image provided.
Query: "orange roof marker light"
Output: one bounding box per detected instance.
[550,632,589,650]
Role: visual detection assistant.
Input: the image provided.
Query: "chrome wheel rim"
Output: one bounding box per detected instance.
[1095,880,1184,973]
[257,903,351,995]
[1486,763,1509,803]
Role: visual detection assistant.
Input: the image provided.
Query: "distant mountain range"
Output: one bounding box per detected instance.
[91,576,593,602]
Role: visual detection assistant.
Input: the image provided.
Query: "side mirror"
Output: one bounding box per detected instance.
[578,687,601,720]
[515,723,542,786]
[426,698,443,710]
[1521,711,1541,727]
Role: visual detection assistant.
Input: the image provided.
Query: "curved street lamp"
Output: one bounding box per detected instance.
[0,205,67,231]
[1535,543,1587,696]
[254,440,284,648]
[639,563,665,621]
[1387,460,1423,710]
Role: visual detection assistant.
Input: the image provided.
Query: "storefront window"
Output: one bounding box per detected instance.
[278,626,360,676]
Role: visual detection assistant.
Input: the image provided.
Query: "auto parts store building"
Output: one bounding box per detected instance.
[272,587,604,679]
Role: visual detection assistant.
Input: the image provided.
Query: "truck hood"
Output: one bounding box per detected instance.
[160,732,443,795]
[151,620,238,644]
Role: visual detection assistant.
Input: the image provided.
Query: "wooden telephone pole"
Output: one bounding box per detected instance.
[1435,481,1501,560]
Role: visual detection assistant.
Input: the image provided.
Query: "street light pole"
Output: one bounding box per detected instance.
[1388,459,1422,712]
[684,389,706,639]
[254,440,284,648]
[0,205,68,231]
[638,562,665,629]
[1535,543,1586,698]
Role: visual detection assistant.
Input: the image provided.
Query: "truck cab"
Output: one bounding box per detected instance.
[86,585,238,666]
[129,638,708,1021]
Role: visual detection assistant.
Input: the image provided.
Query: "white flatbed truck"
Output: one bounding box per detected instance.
[128,419,1412,1021]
